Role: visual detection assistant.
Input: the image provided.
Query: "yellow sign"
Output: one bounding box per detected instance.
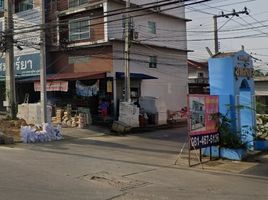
[234,67,254,79]
[107,80,113,93]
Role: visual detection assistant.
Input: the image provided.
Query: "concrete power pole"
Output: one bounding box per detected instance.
[213,7,249,54]
[4,0,16,119]
[40,0,47,123]
[213,16,219,54]
[124,0,131,102]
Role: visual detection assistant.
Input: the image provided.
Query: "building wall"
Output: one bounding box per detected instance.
[188,66,208,79]
[46,1,106,48]
[119,0,185,19]
[107,1,187,50]
[255,81,268,96]
[58,8,105,46]
[112,41,188,111]
[56,0,102,11]
[49,46,113,73]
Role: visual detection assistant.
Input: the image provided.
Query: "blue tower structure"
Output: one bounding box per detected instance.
[208,50,256,149]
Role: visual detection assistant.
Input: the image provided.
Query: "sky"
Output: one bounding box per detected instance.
[186,0,268,73]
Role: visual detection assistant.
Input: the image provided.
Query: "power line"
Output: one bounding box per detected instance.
[0,0,212,54]
[0,0,211,40]
[6,0,197,34]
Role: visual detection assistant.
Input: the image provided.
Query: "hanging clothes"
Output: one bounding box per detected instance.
[76,80,99,97]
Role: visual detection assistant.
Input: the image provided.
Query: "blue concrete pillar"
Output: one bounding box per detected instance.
[208,50,256,150]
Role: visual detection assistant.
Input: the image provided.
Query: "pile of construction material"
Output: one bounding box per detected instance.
[20,123,62,143]
[118,102,139,127]
[0,119,27,143]
[52,106,91,129]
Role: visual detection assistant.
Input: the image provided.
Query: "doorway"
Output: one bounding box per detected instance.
[238,79,254,150]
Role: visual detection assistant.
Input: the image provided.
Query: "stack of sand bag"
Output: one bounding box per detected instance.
[20,123,63,143]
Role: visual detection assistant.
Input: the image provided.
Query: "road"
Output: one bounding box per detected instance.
[0,126,267,200]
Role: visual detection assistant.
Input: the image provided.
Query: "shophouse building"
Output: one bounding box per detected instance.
[0,0,189,119]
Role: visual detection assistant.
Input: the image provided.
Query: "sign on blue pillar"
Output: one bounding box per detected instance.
[208,50,256,150]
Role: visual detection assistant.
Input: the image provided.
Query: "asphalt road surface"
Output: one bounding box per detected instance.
[0,127,267,200]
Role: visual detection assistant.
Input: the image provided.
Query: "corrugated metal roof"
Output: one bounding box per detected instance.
[187,59,208,69]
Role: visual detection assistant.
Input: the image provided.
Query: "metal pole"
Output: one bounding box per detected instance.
[4,0,16,119]
[40,0,47,123]
[113,76,117,119]
[213,16,219,54]
[124,0,131,102]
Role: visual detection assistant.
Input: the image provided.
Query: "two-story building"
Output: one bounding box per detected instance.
[188,59,209,94]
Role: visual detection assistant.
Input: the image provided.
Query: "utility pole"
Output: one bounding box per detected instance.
[40,0,47,123]
[213,15,219,54]
[124,0,131,102]
[4,0,16,119]
[213,7,249,54]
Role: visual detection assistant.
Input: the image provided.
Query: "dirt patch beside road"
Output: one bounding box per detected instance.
[0,119,27,143]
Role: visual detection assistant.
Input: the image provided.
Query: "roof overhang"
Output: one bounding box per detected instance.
[17,72,106,83]
[116,72,157,80]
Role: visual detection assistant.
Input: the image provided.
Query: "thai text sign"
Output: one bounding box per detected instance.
[188,95,219,149]
[34,81,68,92]
[0,53,40,78]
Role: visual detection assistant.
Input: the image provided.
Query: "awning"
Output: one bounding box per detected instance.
[116,72,157,80]
[18,71,106,82]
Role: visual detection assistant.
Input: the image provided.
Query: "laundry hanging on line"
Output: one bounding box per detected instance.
[76,80,99,97]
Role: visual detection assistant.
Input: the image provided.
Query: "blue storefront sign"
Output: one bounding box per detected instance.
[0,53,40,79]
[0,0,3,11]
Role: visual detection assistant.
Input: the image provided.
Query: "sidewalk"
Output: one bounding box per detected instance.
[173,149,268,178]
[62,125,111,140]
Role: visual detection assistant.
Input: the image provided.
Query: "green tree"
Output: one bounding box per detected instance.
[254,69,265,77]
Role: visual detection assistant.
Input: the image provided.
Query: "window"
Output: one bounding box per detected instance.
[0,0,3,11]
[198,72,204,78]
[149,56,157,68]
[148,21,156,34]
[69,18,90,41]
[15,0,33,13]
[69,0,88,8]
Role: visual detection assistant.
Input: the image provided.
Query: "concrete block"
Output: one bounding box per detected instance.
[112,121,131,133]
